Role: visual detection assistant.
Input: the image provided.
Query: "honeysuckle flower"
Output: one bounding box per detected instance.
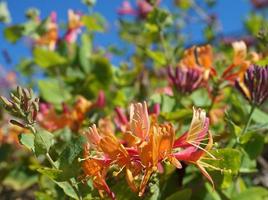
[127,102,182,196]
[117,1,137,15]
[114,106,129,132]
[0,119,28,146]
[137,0,156,18]
[35,11,58,50]
[222,41,260,83]
[82,143,115,200]
[235,65,268,106]
[37,96,92,132]
[251,0,268,8]
[179,45,216,81]
[64,9,83,44]
[82,102,217,199]
[82,121,143,198]
[173,108,216,187]
[167,66,203,94]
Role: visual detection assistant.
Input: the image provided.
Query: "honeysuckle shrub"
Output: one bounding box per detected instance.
[0,0,268,199]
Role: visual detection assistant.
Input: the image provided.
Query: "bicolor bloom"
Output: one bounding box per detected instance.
[222,41,259,83]
[179,45,217,81]
[64,9,83,44]
[35,11,58,50]
[173,108,216,187]
[82,102,217,199]
[235,65,268,106]
[167,66,203,94]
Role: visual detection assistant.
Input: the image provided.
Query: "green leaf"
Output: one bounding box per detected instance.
[34,129,54,156]
[166,188,192,200]
[79,33,92,73]
[161,95,176,113]
[34,48,67,68]
[146,50,166,66]
[91,57,113,87]
[251,107,268,124]
[241,132,264,159]
[82,14,106,32]
[57,136,85,180]
[4,25,24,43]
[19,133,35,152]
[208,148,241,174]
[232,187,268,200]
[38,78,71,106]
[37,167,63,180]
[54,181,80,200]
[161,109,192,121]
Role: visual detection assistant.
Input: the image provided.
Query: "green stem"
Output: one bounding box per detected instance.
[241,104,256,135]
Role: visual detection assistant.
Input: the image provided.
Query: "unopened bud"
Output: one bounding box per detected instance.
[17,86,23,98]
[10,119,25,128]
[27,111,34,124]
[32,101,39,113]
[0,96,13,108]
[31,109,38,121]
[22,88,31,100]
[10,93,20,104]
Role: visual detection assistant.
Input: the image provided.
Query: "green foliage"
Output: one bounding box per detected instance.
[4,25,24,43]
[34,130,54,156]
[34,48,67,68]
[38,78,71,107]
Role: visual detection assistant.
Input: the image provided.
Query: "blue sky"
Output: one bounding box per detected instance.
[0,0,253,70]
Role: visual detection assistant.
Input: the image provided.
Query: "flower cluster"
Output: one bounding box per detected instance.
[82,102,216,199]
[34,9,83,50]
[235,65,268,106]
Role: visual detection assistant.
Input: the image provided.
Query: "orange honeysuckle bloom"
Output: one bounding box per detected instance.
[222,41,260,83]
[0,124,27,146]
[127,102,182,196]
[82,102,217,199]
[38,96,92,132]
[180,45,217,81]
[68,9,83,31]
[64,9,83,43]
[82,143,115,200]
[82,122,143,197]
[35,12,58,50]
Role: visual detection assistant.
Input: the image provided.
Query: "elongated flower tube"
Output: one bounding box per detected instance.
[235,65,268,106]
[173,108,216,187]
[167,66,203,94]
